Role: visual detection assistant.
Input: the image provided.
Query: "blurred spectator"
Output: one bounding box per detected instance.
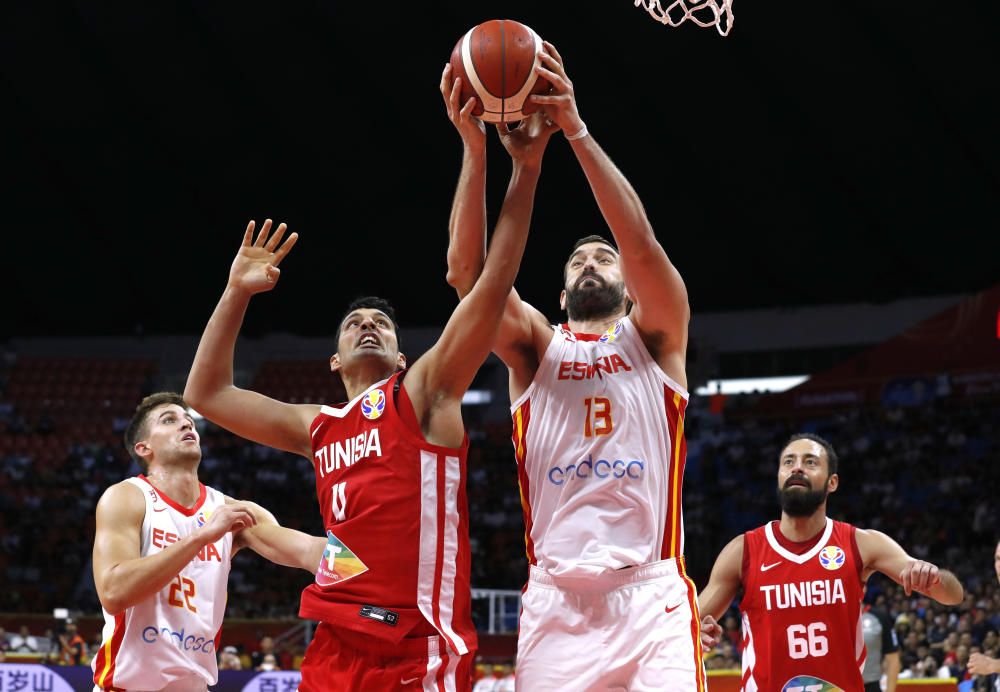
[250,635,276,670]
[257,653,279,672]
[58,621,87,665]
[219,645,242,671]
[10,625,39,653]
[0,626,9,652]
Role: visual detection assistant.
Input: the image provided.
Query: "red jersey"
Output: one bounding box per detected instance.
[739,518,866,692]
[299,372,476,656]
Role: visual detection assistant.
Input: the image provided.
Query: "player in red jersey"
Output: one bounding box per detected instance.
[698,433,964,692]
[184,114,555,692]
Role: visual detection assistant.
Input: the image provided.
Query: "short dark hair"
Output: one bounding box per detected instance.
[782,432,839,475]
[570,235,618,254]
[124,392,187,473]
[336,296,401,348]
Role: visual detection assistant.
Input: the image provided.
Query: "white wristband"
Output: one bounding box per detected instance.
[565,123,589,141]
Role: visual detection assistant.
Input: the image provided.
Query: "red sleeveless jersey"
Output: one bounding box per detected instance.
[299,371,476,656]
[739,518,866,692]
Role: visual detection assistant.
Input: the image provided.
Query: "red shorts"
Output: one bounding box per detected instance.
[299,622,474,692]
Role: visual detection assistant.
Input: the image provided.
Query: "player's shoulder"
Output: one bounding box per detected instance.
[96,480,146,519]
[99,478,145,503]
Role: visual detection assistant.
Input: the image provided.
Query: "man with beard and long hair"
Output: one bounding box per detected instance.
[442,42,712,690]
[698,433,964,691]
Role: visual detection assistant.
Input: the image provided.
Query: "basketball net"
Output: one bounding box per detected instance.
[634,0,734,36]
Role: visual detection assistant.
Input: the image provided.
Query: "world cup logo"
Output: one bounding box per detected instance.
[599,321,624,343]
[360,389,385,420]
[818,545,845,571]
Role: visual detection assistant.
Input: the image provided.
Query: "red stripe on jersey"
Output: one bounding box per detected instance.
[512,400,537,565]
[138,474,207,516]
[93,612,126,690]
[661,389,687,559]
[680,558,707,692]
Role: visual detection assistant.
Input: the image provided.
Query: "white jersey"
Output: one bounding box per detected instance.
[511,316,689,578]
[92,476,233,691]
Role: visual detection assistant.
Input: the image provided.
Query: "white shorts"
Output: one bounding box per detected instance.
[516,557,707,692]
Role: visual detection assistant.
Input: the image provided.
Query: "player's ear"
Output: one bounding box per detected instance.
[330,353,342,374]
[827,473,839,493]
[559,289,567,311]
[397,352,407,371]
[134,441,152,462]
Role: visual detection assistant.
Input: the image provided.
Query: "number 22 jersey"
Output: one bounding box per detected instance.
[739,518,866,692]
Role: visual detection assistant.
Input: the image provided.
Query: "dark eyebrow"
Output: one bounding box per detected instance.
[159,410,193,423]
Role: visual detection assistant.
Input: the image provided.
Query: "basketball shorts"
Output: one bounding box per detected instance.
[516,557,707,692]
[298,622,474,692]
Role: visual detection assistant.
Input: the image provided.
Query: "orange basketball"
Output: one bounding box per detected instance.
[449,19,551,124]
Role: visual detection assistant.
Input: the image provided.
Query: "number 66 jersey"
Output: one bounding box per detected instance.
[739,518,866,692]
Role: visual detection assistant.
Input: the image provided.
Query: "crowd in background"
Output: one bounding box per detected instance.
[1,348,997,683]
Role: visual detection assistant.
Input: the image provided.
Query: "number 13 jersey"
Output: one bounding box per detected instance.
[510,316,689,579]
[739,518,866,692]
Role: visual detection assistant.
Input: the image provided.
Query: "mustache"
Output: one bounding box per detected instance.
[575,271,604,288]
[784,474,810,488]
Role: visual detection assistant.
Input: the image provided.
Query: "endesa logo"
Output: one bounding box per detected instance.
[142,625,215,654]
[547,453,645,485]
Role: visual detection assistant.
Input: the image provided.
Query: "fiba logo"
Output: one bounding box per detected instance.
[599,321,624,343]
[195,510,210,528]
[818,546,845,571]
[360,390,386,420]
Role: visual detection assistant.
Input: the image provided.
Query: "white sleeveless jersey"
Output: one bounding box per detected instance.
[92,476,233,691]
[511,316,689,578]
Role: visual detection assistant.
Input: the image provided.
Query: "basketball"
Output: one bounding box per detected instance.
[449,19,551,124]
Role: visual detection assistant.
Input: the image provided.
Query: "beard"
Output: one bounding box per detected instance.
[777,483,829,517]
[565,274,626,322]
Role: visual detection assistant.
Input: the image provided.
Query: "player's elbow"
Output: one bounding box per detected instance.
[97,583,126,616]
[445,257,478,297]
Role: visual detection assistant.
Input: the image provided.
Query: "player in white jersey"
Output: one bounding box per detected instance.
[91,393,325,691]
[443,41,712,691]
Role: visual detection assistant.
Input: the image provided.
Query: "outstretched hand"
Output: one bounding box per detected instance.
[496,112,559,168]
[528,41,586,138]
[440,64,486,153]
[228,219,298,296]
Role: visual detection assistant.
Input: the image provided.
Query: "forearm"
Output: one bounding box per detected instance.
[446,147,488,297]
[184,286,251,408]
[241,524,323,573]
[99,533,211,614]
[925,569,963,605]
[569,134,656,252]
[884,652,900,691]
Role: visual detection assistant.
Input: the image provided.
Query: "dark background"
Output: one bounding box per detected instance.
[4,1,998,338]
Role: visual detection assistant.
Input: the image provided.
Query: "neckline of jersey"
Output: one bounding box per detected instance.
[139,474,208,516]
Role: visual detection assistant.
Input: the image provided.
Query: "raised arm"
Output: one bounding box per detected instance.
[856,529,964,605]
[184,220,318,458]
[409,114,557,444]
[93,483,256,615]
[698,535,745,621]
[440,66,552,387]
[440,64,487,297]
[230,499,325,573]
[530,41,690,384]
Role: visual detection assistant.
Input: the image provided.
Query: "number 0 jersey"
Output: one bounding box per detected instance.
[511,316,689,578]
[92,476,232,691]
[301,372,476,656]
[739,518,866,692]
